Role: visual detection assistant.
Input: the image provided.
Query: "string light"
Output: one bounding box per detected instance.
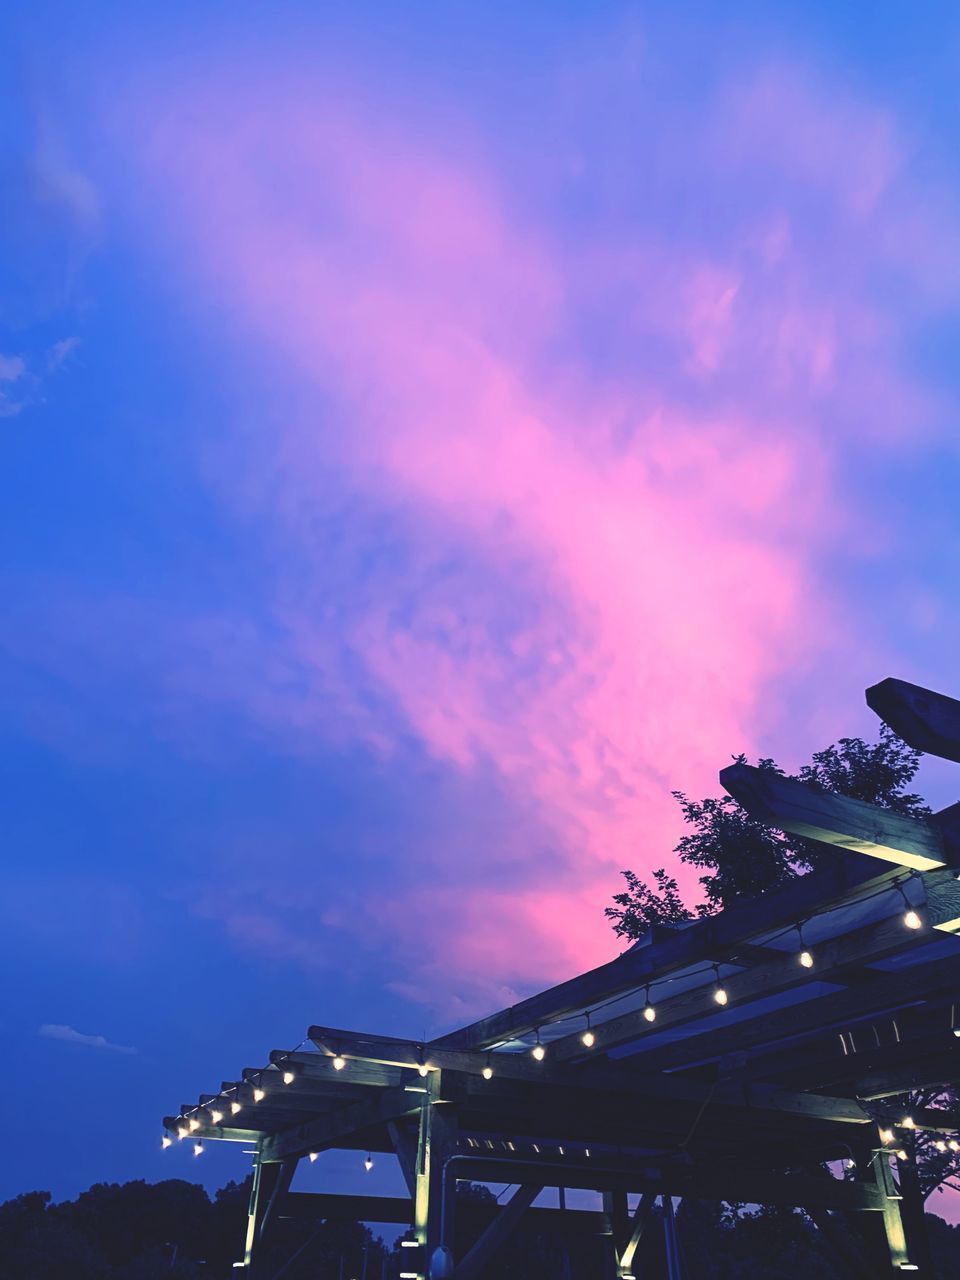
[177,1126,188,1141]
[531,1029,546,1061]
[643,985,656,1023]
[210,1109,223,1125]
[282,1072,295,1085]
[796,923,814,969]
[713,965,729,1006]
[188,1117,201,1133]
[902,1116,915,1129]
[162,1136,172,1149]
[193,1142,204,1157]
[309,1152,318,1163]
[231,1101,242,1116]
[935,1141,947,1153]
[253,1087,265,1103]
[896,1149,908,1161]
[949,1140,960,1153]
[897,881,923,930]
[364,1153,374,1172]
[581,1014,595,1049]
[879,1128,894,1144]
[332,1055,347,1071]
[482,1054,494,1080]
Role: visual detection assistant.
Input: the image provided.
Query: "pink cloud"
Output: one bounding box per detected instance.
[50,45,960,1005]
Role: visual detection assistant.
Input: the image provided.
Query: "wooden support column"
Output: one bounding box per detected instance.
[663,1196,682,1280]
[618,1192,657,1276]
[600,1192,621,1280]
[243,1156,282,1274]
[873,1143,911,1272]
[389,1119,418,1198]
[414,1070,457,1273]
[897,1137,934,1275]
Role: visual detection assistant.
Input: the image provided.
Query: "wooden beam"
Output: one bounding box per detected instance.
[548,911,939,1065]
[720,763,946,871]
[432,858,901,1052]
[280,1191,612,1235]
[259,1084,423,1162]
[619,950,960,1077]
[617,1192,657,1272]
[867,677,960,765]
[452,1183,542,1280]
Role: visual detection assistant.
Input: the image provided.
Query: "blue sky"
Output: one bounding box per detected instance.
[2,1,960,1208]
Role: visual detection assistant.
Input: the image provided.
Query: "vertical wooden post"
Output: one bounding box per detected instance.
[873,1144,910,1272]
[243,1155,279,1273]
[663,1195,682,1280]
[600,1192,620,1279]
[897,1138,933,1275]
[414,1070,457,1272]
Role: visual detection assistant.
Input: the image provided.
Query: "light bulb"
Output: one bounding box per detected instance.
[902,1116,915,1129]
[896,1149,908,1160]
[799,950,814,969]
[364,1154,374,1172]
[581,1029,596,1048]
[332,1056,346,1071]
[417,1063,430,1077]
[188,1118,200,1133]
[193,1142,204,1157]
[949,1140,960,1153]
[532,1043,546,1061]
[282,1071,295,1085]
[714,986,729,1006]
[253,1088,265,1103]
[643,1003,656,1023]
[879,1128,894,1144]
[230,1101,242,1116]
[903,909,922,930]
[210,1109,223,1125]
[482,1065,493,1080]
[162,1136,172,1149]
[936,1141,947,1153]
[309,1152,318,1162]
[177,1127,188,1141]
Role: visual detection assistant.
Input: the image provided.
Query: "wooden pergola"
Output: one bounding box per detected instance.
[164,677,960,1278]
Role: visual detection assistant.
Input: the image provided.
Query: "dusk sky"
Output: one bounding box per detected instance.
[3,0,960,1209]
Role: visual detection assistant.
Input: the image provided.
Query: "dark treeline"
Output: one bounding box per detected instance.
[3,1178,960,1278]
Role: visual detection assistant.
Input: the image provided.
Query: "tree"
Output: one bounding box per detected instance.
[605,724,960,1209]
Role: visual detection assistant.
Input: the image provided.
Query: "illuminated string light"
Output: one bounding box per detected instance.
[188,1117,200,1133]
[531,1028,546,1062]
[897,881,923,930]
[253,1088,265,1103]
[282,1072,295,1085]
[935,1141,947,1153]
[210,1109,223,1125]
[879,1128,894,1144]
[581,1014,596,1049]
[713,965,729,1006]
[332,1055,346,1071]
[482,1054,493,1080]
[949,1140,960,1153]
[796,922,814,969]
[896,1149,908,1161]
[230,1101,242,1116]
[902,1116,915,1130]
[309,1152,318,1163]
[364,1153,374,1172]
[193,1141,204,1157]
[161,1136,172,1149]
[177,1127,188,1141]
[643,985,656,1023]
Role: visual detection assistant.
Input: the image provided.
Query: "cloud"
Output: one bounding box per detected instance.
[39,1024,136,1055]
[14,32,959,1008]
[0,353,27,418]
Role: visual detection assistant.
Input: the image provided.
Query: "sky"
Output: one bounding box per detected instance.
[2,0,960,1215]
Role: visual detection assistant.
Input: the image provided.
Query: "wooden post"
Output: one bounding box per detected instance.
[663,1195,682,1280]
[243,1156,282,1274]
[414,1070,457,1272]
[897,1138,934,1275]
[873,1144,911,1272]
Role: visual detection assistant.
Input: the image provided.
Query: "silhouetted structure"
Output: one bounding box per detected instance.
[164,677,960,1278]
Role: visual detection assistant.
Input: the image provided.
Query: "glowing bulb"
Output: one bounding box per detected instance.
[364,1154,374,1172]
[309,1152,318,1162]
[482,1065,493,1080]
[896,1149,908,1160]
[162,1136,172,1149]
[283,1071,295,1085]
[714,986,729,1006]
[949,1140,960,1153]
[799,950,814,969]
[902,1116,915,1129]
[417,1063,430,1077]
[903,909,922,930]
[581,1029,596,1048]
[188,1118,200,1133]
[177,1127,188,1141]
[532,1043,546,1061]
[879,1128,894,1144]
[935,1141,947,1153]
[253,1088,265,1103]
[193,1142,204,1157]
[230,1101,242,1116]
[332,1056,346,1071]
[210,1109,223,1125]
